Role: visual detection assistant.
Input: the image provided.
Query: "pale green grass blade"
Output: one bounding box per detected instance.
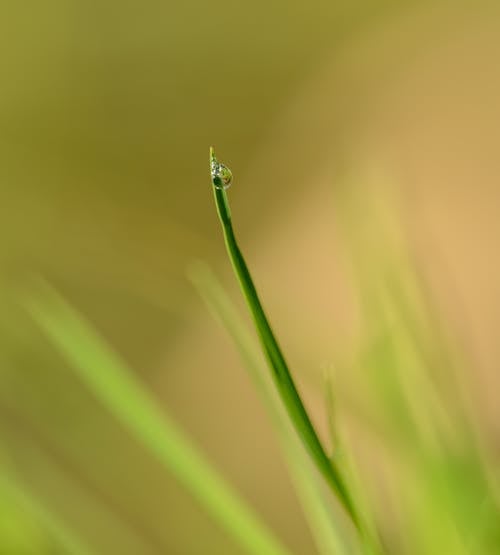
[188,261,354,555]
[23,283,292,555]
[0,461,91,555]
[382,285,500,554]
[337,193,500,554]
[0,430,160,554]
[322,371,382,555]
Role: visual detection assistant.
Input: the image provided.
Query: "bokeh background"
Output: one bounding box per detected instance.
[1,1,500,553]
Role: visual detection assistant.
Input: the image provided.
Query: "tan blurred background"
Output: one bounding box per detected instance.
[1,1,500,553]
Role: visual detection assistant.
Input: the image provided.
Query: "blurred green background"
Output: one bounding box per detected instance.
[1,1,500,553]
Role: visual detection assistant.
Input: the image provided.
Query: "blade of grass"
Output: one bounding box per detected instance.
[0,458,91,555]
[209,147,358,527]
[322,370,383,555]
[23,283,292,555]
[0,419,161,555]
[188,261,351,555]
[333,184,500,554]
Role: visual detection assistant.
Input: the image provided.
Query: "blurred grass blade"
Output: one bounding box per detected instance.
[0,429,160,554]
[189,261,350,555]
[0,462,91,555]
[210,147,358,526]
[23,283,292,555]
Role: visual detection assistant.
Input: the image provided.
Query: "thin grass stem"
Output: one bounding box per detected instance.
[209,147,359,528]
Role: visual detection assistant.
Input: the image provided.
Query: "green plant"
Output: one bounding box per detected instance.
[207,149,500,555]
[0,458,91,555]
[17,150,500,555]
[209,148,358,526]
[24,284,292,555]
[188,261,350,555]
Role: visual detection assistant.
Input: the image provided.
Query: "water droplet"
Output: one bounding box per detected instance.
[210,152,233,190]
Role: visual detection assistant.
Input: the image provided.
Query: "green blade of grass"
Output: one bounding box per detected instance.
[0,457,91,555]
[189,261,351,555]
[23,283,292,555]
[209,147,358,527]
